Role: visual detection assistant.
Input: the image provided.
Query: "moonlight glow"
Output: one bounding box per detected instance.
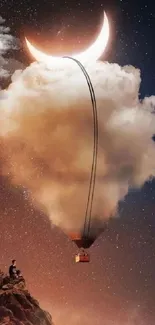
[25,12,109,65]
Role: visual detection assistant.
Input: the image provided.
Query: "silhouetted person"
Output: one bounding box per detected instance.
[9,259,17,279]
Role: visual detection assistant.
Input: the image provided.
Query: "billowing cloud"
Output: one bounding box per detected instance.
[0,16,22,81]
[0,59,154,238]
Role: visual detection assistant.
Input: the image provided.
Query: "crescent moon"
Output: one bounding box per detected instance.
[25,12,109,65]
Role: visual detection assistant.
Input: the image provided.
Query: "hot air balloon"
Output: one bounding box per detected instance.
[68,219,106,262]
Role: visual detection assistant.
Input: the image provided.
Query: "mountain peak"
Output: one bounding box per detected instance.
[0,270,54,325]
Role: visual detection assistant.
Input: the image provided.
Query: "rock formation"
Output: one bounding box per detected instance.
[0,270,54,325]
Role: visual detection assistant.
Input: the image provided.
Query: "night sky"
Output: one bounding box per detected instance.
[0,0,155,325]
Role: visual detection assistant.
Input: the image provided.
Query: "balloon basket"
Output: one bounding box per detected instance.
[75,251,90,263]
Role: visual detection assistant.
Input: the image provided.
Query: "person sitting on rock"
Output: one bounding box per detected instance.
[9,259,17,279]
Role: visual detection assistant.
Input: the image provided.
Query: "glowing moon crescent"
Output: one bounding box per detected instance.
[25,12,109,65]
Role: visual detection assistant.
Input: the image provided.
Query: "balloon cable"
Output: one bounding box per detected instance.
[63,56,98,239]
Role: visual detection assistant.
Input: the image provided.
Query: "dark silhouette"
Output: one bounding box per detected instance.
[9,259,17,279]
[9,260,22,279]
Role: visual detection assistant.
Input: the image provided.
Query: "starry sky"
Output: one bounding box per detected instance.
[0,0,155,325]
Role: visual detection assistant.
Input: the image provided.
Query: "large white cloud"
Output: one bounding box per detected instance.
[0,56,154,237]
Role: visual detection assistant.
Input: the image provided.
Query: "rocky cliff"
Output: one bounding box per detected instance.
[0,271,54,325]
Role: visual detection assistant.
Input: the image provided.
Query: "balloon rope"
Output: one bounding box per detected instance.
[63,57,98,239]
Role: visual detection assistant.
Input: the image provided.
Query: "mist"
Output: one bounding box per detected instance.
[42,302,149,325]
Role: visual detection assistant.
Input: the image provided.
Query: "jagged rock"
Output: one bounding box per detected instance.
[0,273,26,291]
[2,284,14,290]
[0,271,54,325]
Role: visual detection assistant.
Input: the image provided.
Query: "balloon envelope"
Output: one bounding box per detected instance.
[69,233,96,249]
[68,220,106,248]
